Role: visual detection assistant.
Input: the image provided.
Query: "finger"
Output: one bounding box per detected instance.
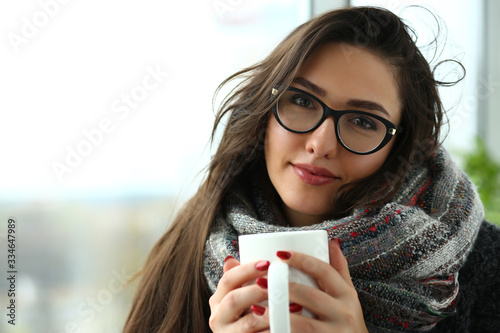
[328,239,354,287]
[288,281,366,328]
[289,313,331,333]
[237,308,270,333]
[223,256,240,273]
[215,284,268,325]
[211,260,270,304]
[209,287,269,332]
[287,281,343,320]
[277,250,347,297]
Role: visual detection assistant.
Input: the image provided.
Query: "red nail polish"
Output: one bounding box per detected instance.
[276,251,292,260]
[255,260,270,271]
[289,303,303,313]
[256,277,268,289]
[251,304,266,316]
[224,255,234,263]
[331,238,341,246]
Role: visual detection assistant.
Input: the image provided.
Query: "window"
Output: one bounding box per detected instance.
[0,1,311,332]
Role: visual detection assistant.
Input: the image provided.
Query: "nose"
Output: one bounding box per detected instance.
[305,117,339,158]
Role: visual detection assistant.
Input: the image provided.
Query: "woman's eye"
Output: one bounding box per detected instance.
[291,95,314,108]
[351,116,377,130]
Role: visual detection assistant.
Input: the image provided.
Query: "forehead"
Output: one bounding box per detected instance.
[296,43,401,123]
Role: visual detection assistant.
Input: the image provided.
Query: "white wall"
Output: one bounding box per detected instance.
[482,0,500,162]
[311,0,349,15]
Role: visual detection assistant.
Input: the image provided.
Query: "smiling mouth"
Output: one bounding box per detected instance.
[291,163,339,186]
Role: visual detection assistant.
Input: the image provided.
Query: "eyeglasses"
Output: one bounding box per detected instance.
[271,86,400,155]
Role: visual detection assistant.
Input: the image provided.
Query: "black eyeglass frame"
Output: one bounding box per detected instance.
[272,86,400,155]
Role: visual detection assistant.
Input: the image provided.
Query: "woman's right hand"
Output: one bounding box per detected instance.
[208,257,271,332]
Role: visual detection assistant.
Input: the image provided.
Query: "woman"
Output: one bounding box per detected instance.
[123,6,500,333]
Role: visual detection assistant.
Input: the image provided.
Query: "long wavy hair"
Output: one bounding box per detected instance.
[123,6,456,332]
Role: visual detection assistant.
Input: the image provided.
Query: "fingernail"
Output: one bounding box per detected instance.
[256,277,268,289]
[255,260,270,271]
[251,304,266,316]
[224,255,234,263]
[289,303,303,313]
[276,251,292,260]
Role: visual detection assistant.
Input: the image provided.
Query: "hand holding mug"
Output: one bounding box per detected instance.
[209,230,368,332]
[239,230,329,332]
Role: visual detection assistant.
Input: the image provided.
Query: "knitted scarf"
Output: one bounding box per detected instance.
[203,148,484,332]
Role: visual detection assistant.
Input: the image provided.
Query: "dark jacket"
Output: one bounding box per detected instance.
[431,220,500,332]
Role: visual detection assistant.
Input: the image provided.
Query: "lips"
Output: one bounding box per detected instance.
[291,163,339,186]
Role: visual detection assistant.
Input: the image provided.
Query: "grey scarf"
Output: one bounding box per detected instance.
[204,148,484,332]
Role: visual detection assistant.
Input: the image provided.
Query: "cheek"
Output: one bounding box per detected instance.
[264,116,297,163]
[264,120,274,163]
[264,119,281,174]
[345,146,392,181]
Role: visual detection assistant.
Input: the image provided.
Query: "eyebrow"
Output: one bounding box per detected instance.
[293,77,327,97]
[346,99,390,118]
[292,76,391,118]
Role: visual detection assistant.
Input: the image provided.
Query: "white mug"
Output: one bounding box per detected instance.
[238,230,329,333]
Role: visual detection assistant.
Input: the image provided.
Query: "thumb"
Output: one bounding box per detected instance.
[223,255,240,273]
[328,239,354,287]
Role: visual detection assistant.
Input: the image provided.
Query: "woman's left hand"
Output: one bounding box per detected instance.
[272,240,368,333]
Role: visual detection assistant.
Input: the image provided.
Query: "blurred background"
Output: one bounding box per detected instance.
[0,0,498,332]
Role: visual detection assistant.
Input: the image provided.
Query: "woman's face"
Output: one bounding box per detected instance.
[265,43,402,227]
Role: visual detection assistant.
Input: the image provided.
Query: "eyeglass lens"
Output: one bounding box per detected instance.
[276,89,389,153]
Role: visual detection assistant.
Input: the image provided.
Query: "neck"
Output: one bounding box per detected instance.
[281,203,330,227]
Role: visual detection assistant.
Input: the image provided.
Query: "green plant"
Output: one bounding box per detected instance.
[460,138,500,226]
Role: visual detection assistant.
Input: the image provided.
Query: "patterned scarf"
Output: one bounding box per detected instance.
[203,148,484,332]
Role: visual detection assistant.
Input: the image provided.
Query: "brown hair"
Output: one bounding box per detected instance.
[123,6,457,332]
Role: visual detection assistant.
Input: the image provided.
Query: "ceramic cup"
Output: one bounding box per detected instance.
[238,230,329,333]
